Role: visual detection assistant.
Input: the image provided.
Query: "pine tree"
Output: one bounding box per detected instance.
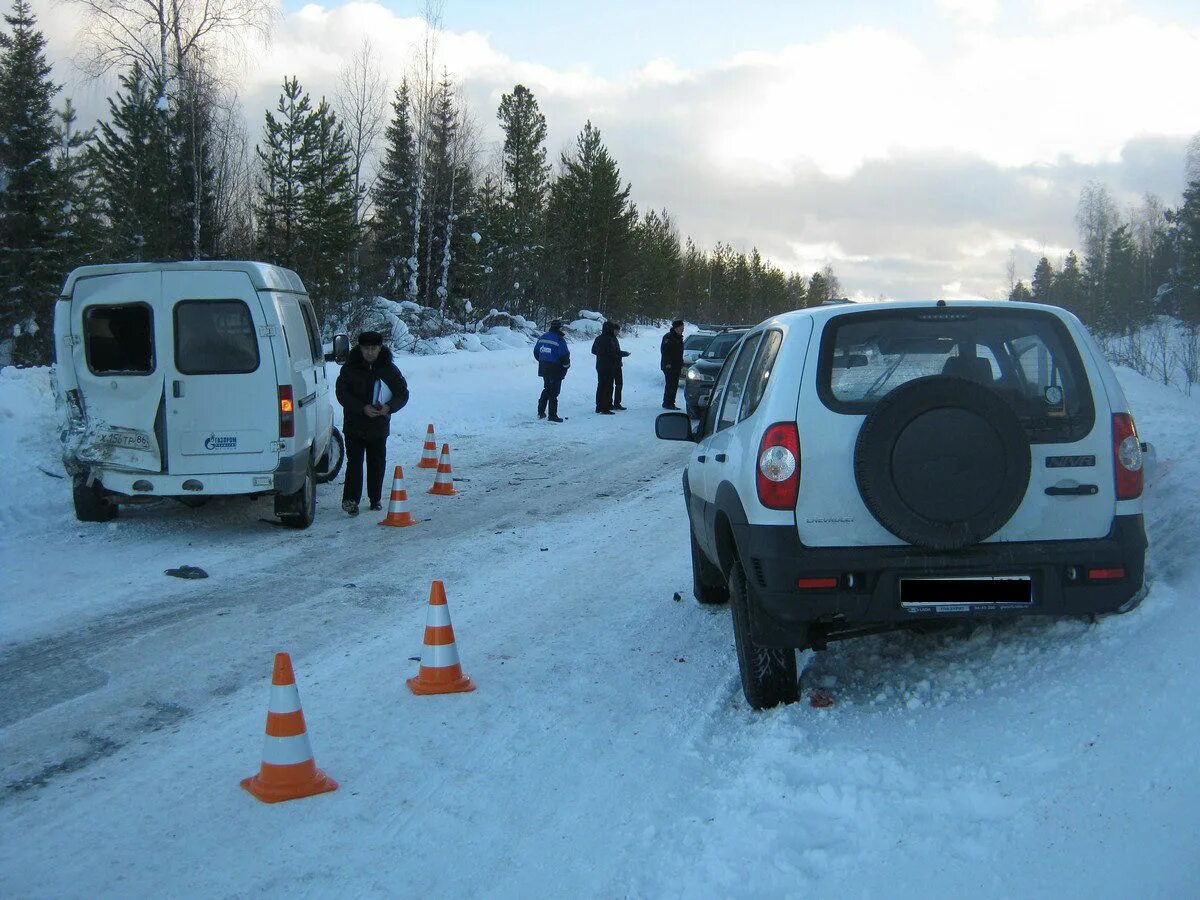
[630,209,680,320]
[0,0,63,364]
[1168,178,1200,327]
[421,74,475,314]
[1008,280,1034,302]
[298,98,359,322]
[807,269,832,305]
[54,98,104,269]
[1031,256,1055,304]
[544,121,636,319]
[256,76,311,271]
[1103,224,1141,332]
[370,80,418,299]
[496,84,549,317]
[1053,251,1085,319]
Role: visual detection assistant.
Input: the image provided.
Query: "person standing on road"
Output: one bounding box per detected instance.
[534,320,571,423]
[660,319,685,410]
[336,331,409,515]
[591,320,630,414]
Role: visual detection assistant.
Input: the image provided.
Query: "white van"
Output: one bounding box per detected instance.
[53,261,347,527]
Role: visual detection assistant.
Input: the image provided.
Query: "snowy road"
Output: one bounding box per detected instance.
[2,336,1198,897]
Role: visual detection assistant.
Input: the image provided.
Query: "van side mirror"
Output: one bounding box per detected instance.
[326,333,350,363]
[656,412,697,443]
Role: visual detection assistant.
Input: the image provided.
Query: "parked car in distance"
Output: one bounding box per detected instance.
[656,300,1150,710]
[55,261,348,528]
[684,328,749,418]
[682,331,716,375]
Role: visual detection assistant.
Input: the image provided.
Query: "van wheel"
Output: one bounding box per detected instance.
[691,526,728,604]
[73,476,117,522]
[315,427,345,485]
[729,560,798,709]
[277,464,316,529]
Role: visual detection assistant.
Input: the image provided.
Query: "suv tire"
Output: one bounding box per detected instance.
[854,376,1031,550]
[729,560,799,709]
[315,426,345,485]
[277,463,316,529]
[72,476,117,522]
[691,526,728,604]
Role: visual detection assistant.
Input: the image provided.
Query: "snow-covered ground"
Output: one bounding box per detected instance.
[1,330,1198,897]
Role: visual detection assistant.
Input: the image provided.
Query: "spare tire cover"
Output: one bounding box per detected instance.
[853,376,1031,550]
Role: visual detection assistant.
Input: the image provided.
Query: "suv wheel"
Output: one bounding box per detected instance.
[72,476,117,522]
[315,427,345,485]
[728,560,798,709]
[276,463,316,529]
[690,526,728,604]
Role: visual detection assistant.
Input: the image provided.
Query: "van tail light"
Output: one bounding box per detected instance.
[1112,413,1142,500]
[756,422,800,510]
[278,386,295,438]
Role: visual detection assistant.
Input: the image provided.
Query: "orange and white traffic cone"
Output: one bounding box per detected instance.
[427,443,457,496]
[407,581,475,695]
[241,652,338,803]
[417,424,439,469]
[379,465,417,527]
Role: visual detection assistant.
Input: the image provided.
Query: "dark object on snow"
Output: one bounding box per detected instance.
[809,689,836,708]
[165,565,209,579]
[38,466,66,479]
[673,592,682,602]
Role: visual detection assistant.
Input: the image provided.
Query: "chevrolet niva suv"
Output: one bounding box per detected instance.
[656,300,1149,709]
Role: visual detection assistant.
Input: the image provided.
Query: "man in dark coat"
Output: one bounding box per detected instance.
[591,321,630,413]
[335,331,409,515]
[660,319,685,409]
[533,320,570,423]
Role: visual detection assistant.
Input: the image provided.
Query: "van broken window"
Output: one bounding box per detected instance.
[84,304,154,375]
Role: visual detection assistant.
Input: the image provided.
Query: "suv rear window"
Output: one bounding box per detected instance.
[174,300,260,375]
[818,307,1094,443]
[701,331,746,360]
[684,333,714,352]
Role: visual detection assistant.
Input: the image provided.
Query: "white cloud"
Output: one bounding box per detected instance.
[935,0,1001,28]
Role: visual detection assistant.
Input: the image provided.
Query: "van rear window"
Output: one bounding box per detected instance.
[174,300,260,375]
[818,308,1094,443]
[84,304,154,375]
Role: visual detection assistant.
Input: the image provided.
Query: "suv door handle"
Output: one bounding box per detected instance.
[172,380,184,398]
[1045,484,1098,496]
[715,453,727,463]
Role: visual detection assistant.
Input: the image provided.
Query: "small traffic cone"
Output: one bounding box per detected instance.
[427,444,457,496]
[417,424,439,469]
[379,466,417,527]
[407,581,475,695]
[241,653,338,803]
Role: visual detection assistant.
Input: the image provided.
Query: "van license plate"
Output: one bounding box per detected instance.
[900,575,1032,606]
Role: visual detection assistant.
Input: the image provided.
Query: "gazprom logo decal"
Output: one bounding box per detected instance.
[204,433,238,451]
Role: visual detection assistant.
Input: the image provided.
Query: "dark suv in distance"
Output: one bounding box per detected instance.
[684,329,749,418]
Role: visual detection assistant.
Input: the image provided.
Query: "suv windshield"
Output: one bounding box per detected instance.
[702,332,746,360]
[818,307,1094,442]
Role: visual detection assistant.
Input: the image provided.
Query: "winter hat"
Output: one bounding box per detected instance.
[358,331,384,346]
[671,319,684,329]
[549,320,564,332]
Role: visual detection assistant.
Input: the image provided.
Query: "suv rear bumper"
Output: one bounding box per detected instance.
[737,516,1147,646]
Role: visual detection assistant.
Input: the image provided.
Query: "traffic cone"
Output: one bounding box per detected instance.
[427,444,457,496]
[379,465,417,527]
[417,424,439,469]
[407,581,475,695]
[241,652,338,803]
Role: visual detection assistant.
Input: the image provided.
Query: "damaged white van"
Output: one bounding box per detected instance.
[54,261,347,527]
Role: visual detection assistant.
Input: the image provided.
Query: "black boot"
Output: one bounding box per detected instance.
[537,398,547,419]
[548,399,563,423]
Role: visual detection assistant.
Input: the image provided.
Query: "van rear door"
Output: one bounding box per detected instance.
[162,271,280,476]
[69,271,164,473]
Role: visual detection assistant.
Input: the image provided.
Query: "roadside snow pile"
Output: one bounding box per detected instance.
[0,366,64,534]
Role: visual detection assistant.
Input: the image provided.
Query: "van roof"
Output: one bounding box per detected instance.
[60,261,307,298]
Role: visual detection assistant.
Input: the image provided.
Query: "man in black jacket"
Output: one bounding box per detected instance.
[660,319,685,409]
[335,331,410,515]
[591,321,630,413]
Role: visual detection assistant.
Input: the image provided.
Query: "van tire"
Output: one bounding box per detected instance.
[73,476,117,522]
[691,526,728,604]
[277,464,316,529]
[729,560,798,709]
[315,427,345,485]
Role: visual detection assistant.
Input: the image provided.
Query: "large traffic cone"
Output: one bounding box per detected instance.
[417,424,439,469]
[241,653,338,803]
[407,581,475,695]
[427,444,457,496]
[379,466,417,527]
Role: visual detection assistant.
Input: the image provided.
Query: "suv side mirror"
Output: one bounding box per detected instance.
[325,333,350,363]
[656,412,697,443]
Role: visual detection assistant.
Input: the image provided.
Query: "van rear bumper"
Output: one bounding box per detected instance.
[90,466,282,497]
[737,516,1147,646]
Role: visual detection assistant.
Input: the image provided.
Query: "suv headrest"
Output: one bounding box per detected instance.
[941,355,993,384]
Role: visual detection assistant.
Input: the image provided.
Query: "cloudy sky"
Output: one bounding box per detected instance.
[29,0,1200,300]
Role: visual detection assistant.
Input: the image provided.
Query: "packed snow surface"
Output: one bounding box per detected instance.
[0,331,1197,897]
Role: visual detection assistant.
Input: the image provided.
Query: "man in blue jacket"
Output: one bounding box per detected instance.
[533,320,571,423]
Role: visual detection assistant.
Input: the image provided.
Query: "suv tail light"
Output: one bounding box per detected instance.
[756,422,800,510]
[279,385,295,438]
[1111,413,1142,500]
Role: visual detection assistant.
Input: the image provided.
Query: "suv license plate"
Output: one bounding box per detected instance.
[900,575,1033,606]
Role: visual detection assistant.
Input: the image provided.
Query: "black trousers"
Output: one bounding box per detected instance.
[595,368,615,411]
[614,368,623,407]
[663,367,681,407]
[538,376,563,417]
[343,432,387,504]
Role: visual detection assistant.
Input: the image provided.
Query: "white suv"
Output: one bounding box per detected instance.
[656,300,1149,709]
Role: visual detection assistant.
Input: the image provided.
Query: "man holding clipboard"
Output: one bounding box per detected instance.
[335,331,410,515]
